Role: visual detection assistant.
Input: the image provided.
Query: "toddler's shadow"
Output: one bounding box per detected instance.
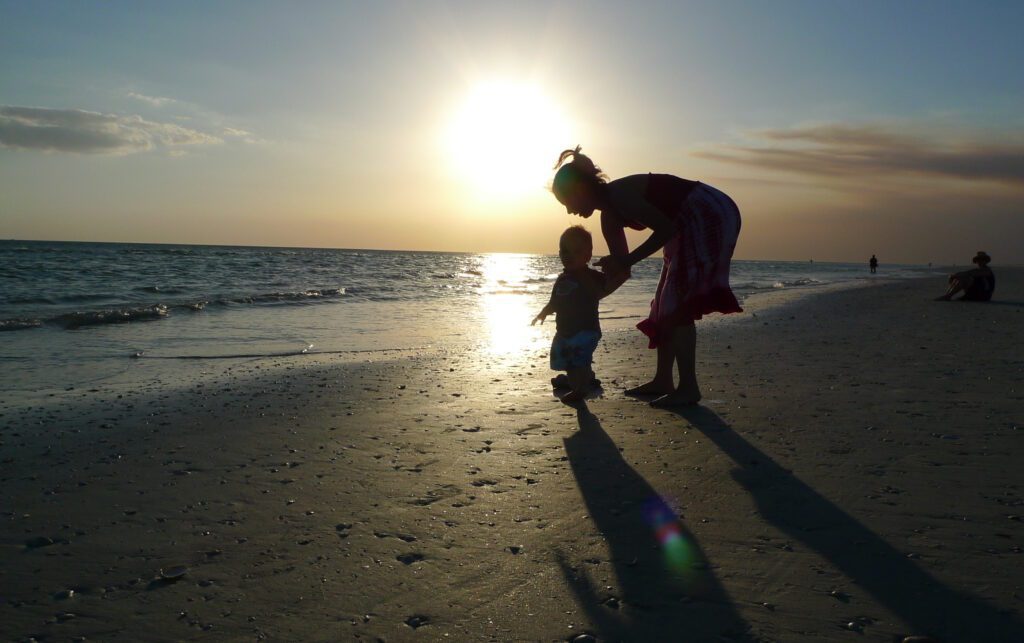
[557,404,752,641]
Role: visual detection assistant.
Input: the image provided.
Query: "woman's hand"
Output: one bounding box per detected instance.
[594,254,628,277]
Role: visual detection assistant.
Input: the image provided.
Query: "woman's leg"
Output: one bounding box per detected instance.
[673,322,700,400]
[651,322,701,407]
[625,335,676,396]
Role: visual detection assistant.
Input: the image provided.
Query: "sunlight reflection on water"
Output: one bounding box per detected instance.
[477,253,548,356]
[1,242,932,397]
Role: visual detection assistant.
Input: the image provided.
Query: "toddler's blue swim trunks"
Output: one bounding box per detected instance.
[550,330,601,370]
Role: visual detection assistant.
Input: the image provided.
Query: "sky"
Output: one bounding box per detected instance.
[1,1,1022,264]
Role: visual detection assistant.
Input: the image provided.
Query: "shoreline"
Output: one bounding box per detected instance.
[0,245,943,404]
[2,270,1022,641]
[1,272,913,411]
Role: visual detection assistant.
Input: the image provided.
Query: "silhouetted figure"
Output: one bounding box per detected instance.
[551,146,742,408]
[533,226,626,404]
[869,254,878,273]
[936,251,995,301]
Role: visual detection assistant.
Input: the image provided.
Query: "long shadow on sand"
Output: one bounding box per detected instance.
[672,405,1024,642]
[559,405,753,641]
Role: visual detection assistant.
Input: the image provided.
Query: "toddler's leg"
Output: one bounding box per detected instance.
[567,367,591,391]
[561,367,590,404]
[550,373,570,389]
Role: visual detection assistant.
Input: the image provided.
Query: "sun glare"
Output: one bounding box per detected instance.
[476,253,546,356]
[445,81,572,201]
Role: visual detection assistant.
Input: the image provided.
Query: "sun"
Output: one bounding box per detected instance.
[444,81,572,201]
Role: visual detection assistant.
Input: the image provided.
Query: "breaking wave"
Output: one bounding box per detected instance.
[0,287,347,332]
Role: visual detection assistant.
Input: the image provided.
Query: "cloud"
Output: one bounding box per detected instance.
[220,127,251,137]
[127,92,175,107]
[0,105,222,154]
[695,123,1024,186]
[220,126,263,144]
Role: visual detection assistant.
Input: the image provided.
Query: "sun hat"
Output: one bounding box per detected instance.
[972,251,991,265]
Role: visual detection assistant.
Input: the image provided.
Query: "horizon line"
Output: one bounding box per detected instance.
[0,237,964,267]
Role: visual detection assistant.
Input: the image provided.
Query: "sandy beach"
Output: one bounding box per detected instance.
[2,270,1023,642]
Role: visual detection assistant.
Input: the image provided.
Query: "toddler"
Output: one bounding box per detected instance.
[533,225,625,404]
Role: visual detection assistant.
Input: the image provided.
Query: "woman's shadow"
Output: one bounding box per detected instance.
[671,405,1024,642]
[558,404,753,641]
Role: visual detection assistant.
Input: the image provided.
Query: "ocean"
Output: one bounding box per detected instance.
[0,240,940,396]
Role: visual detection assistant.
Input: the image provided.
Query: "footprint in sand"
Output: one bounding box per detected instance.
[396,553,425,565]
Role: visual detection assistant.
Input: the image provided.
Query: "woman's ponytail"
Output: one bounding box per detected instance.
[551,145,607,204]
[553,145,606,182]
[554,146,581,170]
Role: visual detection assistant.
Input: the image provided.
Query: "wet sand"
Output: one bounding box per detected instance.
[2,270,1023,641]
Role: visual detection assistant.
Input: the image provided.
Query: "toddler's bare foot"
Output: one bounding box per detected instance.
[625,381,674,396]
[650,390,702,408]
[560,389,585,405]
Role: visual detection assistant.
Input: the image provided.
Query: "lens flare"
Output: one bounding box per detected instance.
[642,496,700,587]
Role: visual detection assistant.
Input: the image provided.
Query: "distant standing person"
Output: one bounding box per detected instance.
[550,146,742,407]
[935,251,995,301]
[869,254,878,274]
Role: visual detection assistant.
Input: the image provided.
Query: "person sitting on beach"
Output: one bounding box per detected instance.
[935,251,995,301]
[550,146,743,407]
[532,225,625,405]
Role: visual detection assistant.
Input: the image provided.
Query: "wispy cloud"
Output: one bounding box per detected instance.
[219,126,263,144]
[0,105,222,154]
[695,123,1024,186]
[127,91,175,107]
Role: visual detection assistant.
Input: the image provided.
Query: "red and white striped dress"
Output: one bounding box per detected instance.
[608,174,743,348]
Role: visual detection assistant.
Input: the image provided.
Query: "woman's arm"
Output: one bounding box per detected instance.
[624,221,675,268]
[600,268,629,298]
[601,176,677,270]
[600,211,630,258]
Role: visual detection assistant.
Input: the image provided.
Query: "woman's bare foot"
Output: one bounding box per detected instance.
[649,390,702,407]
[625,381,674,396]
